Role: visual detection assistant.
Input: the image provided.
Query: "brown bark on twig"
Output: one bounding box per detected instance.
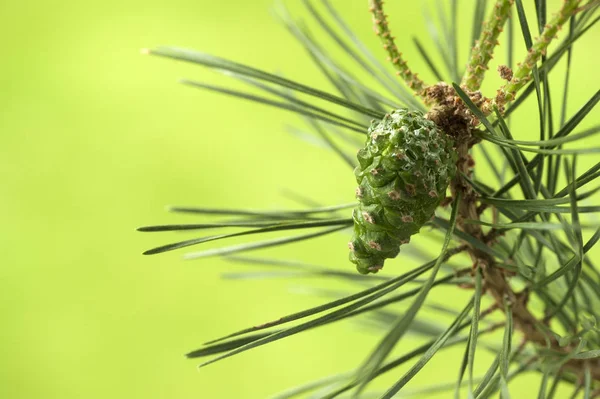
[425,86,600,383]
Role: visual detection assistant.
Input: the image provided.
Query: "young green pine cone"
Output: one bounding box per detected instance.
[349,109,457,274]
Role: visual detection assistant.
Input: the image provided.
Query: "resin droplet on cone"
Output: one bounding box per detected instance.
[349,109,457,274]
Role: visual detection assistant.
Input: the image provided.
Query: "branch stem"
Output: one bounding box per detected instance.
[462,0,515,91]
[369,0,428,99]
[448,120,600,382]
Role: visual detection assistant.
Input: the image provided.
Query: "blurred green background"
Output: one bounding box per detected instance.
[1,0,597,398]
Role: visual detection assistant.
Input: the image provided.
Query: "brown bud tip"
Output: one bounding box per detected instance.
[497,65,513,81]
[467,156,476,168]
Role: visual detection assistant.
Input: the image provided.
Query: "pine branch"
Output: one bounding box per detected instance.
[462,0,515,91]
[142,0,600,394]
[368,0,428,99]
[450,83,600,383]
[497,0,584,105]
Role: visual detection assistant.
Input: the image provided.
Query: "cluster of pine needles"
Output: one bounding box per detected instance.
[140,0,600,397]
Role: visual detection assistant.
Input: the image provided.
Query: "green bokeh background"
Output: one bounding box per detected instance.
[1,0,598,398]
